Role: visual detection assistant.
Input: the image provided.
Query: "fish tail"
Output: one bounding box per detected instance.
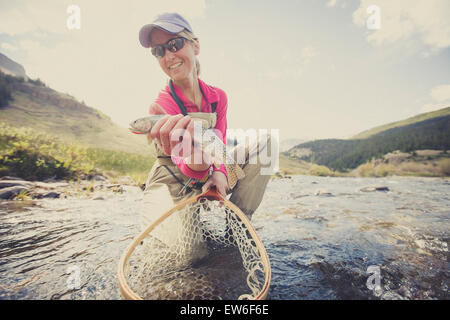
[225,164,245,190]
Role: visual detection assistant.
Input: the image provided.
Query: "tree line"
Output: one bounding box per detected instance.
[0,71,46,109]
[0,71,16,108]
[286,115,450,171]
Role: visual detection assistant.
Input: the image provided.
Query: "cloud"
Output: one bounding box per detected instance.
[301,46,317,64]
[326,0,348,9]
[1,42,18,51]
[353,0,450,53]
[0,0,206,36]
[258,45,317,81]
[421,84,450,113]
[430,85,450,102]
[260,45,317,80]
[420,103,448,113]
[326,0,338,7]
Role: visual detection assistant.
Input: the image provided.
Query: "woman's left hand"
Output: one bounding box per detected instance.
[202,171,229,198]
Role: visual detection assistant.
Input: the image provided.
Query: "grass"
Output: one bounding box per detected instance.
[349,155,450,177]
[280,149,450,178]
[0,122,155,183]
[2,120,447,184]
[438,158,450,176]
[308,164,335,177]
[13,190,31,201]
[2,86,152,156]
[278,154,311,175]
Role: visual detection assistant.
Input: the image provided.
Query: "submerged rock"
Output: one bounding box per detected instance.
[290,192,308,199]
[359,186,390,192]
[42,192,60,199]
[315,189,333,197]
[0,186,29,199]
[0,180,34,189]
[272,172,292,179]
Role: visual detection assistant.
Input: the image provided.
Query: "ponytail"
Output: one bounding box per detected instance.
[178,30,200,76]
[195,57,200,76]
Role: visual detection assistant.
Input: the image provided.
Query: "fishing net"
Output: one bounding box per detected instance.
[118,190,271,300]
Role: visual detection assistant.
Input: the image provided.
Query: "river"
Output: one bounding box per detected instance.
[0,176,448,299]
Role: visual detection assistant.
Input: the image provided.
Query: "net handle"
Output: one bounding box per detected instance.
[194,188,223,201]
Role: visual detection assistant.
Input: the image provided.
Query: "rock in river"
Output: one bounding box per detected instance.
[315,189,333,197]
[0,180,34,189]
[359,186,390,192]
[42,192,60,199]
[0,186,29,199]
[0,176,25,181]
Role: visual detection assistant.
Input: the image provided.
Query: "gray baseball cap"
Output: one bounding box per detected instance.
[139,13,194,48]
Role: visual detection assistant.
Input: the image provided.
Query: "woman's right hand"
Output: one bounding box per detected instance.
[148,103,191,157]
[148,103,212,172]
[148,103,193,158]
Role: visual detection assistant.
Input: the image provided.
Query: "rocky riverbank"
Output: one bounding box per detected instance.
[0,175,143,200]
[0,173,396,201]
[0,170,293,201]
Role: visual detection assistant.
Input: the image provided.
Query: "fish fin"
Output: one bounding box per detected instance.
[224,164,245,190]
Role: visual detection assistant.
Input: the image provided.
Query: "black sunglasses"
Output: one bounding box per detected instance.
[151,37,187,58]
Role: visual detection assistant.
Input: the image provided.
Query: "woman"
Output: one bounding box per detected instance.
[138,13,273,230]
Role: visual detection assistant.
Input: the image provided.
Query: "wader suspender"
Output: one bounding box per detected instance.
[169,79,218,114]
[159,80,218,193]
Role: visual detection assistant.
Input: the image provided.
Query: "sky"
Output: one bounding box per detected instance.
[0,0,449,141]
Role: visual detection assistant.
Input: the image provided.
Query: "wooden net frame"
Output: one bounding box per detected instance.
[117,189,271,300]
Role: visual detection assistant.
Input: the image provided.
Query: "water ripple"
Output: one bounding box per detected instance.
[0,176,449,299]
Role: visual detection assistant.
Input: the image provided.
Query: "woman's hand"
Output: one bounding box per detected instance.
[148,103,212,171]
[150,114,193,156]
[202,171,229,198]
[148,103,193,157]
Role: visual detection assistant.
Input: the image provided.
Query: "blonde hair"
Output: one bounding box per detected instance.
[178,30,200,76]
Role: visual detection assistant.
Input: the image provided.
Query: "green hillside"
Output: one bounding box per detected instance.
[351,107,450,139]
[279,153,311,174]
[285,111,450,172]
[0,71,153,156]
[0,123,154,183]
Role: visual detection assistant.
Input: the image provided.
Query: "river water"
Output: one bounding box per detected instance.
[0,176,448,300]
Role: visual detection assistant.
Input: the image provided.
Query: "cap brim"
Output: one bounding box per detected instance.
[139,23,185,48]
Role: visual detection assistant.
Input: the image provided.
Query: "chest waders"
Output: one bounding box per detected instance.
[157,80,218,195]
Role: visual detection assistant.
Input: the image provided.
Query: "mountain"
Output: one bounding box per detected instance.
[0,52,27,79]
[351,107,450,140]
[0,69,151,156]
[280,138,309,152]
[285,107,450,171]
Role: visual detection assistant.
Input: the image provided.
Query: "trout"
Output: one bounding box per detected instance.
[129,113,245,189]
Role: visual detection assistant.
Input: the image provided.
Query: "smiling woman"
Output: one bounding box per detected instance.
[137,12,274,232]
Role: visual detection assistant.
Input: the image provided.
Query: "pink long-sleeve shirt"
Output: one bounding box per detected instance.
[150,78,228,180]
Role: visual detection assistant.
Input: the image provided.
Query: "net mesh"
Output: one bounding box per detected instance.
[124,198,268,300]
